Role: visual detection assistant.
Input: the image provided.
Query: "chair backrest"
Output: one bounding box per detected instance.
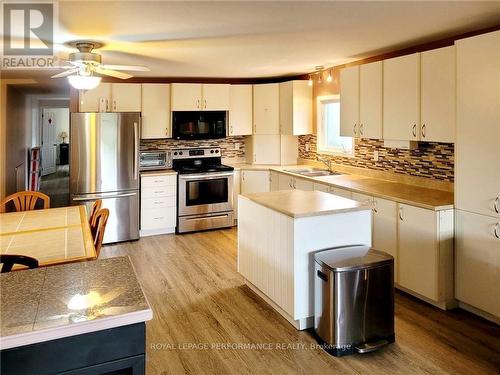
[93,208,109,257]
[0,254,39,273]
[89,199,103,237]
[0,191,50,213]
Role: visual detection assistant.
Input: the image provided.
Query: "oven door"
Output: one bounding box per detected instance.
[178,172,233,216]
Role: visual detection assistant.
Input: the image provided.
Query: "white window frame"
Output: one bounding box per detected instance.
[316,95,354,157]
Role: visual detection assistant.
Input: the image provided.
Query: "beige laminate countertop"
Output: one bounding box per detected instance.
[241,190,371,218]
[230,163,453,211]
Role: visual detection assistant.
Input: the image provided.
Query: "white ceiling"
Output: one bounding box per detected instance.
[4,1,500,79]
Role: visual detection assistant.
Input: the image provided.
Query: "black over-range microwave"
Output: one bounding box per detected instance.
[172,111,227,140]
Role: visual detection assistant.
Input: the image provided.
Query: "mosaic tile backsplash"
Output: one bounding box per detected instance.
[299,135,454,182]
[140,136,246,160]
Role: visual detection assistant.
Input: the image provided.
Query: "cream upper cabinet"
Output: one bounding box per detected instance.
[279,81,312,135]
[359,61,383,139]
[340,66,359,137]
[229,85,253,136]
[202,84,230,110]
[456,31,500,218]
[383,53,421,141]
[171,83,202,110]
[421,46,455,143]
[455,210,499,318]
[79,83,141,112]
[240,170,270,194]
[141,84,171,139]
[253,83,280,135]
[78,83,111,112]
[110,83,142,112]
[245,135,280,164]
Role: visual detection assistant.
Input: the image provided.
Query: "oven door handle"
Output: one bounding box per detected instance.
[185,214,230,222]
[179,172,234,180]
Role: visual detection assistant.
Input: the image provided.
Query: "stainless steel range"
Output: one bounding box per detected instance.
[173,148,234,233]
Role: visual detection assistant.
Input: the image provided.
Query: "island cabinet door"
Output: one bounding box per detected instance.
[397,204,438,301]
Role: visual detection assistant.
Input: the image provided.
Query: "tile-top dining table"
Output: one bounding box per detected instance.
[0,206,96,268]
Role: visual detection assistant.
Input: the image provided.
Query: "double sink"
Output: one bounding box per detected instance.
[282,168,344,178]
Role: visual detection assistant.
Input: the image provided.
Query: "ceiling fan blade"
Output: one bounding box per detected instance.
[99,64,150,72]
[94,67,133,79]
[51,68,80,78]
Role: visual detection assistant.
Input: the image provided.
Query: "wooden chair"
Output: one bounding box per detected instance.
[0,254,39,273]
[93,208,109,257]
[0,191,50,213]
[89,199,102,237]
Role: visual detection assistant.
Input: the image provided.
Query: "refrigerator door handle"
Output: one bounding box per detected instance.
[134,121,139,180]
[72,192,137,201]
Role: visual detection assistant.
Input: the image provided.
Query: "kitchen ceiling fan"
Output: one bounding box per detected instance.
[52,41,150,89]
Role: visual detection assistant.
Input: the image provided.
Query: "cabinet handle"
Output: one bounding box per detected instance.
[494,197,499,213]
[105,99,109,112]
[242,172,245,181]
[421,124,426,138]
[353,123,357,136]
[495,223,499,239]
[412,124,417,137]
[113,100,117,112]
[253,154,256,163]
[399,207,404,221]
[359,123,364,136]
[289,180,292,188]
[203,99,207,109]
[373,200,378,213]
[196,99,200,109]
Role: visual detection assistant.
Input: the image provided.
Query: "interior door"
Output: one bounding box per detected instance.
[41,110,57,176]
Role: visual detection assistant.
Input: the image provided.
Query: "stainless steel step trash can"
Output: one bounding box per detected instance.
[314,245,394,356]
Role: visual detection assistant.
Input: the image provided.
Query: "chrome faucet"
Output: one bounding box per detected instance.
[317,155,333,171]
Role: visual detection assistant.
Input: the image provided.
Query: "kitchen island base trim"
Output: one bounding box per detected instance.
[244,279,314,330]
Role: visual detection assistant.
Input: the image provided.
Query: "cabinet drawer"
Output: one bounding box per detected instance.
[141,185,176,198]
[141,196,175,209]
[141,175,176,188]
[141,207,176,229]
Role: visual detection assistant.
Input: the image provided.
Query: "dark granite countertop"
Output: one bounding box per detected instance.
[0,256,152,350]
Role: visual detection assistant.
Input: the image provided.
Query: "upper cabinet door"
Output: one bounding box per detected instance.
[383,53,420,141]
[229,85,253,136]
[279,81,313,136]
[359,61,382,139]
[202,84,230,110]
[141,84,171,139]
[111,83,142,112]
[340,66,359,137]
[171,83,202,111]
[421,46,455,143]
[79,83,111,112]
[456,31,500,218]
[253,83,280,135]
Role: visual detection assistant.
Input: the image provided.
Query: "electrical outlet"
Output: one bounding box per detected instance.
[234,143,240,150]
[373,150,379,161]
[305,143,310,152]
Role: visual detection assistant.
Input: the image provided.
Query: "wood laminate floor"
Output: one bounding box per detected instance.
[101,228,500,375]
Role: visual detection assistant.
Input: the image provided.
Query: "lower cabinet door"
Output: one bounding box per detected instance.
[398,204,438,301]
[294,177,313,191]
[240,170,270,194]
[141,206,176,230]
[455,210,500,317]
[278,174,293,190]
[373,198,398,282]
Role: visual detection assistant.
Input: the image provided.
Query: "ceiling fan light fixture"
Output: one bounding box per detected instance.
[67,75,102,90]
[326,69,333,83]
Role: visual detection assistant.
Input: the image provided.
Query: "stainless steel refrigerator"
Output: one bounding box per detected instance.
[70,112,140,243]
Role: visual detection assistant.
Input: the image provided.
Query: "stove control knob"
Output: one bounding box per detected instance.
[173,152,178,155]
[215,150,219,153]
[179,151,183,155]
[210,150,214,154]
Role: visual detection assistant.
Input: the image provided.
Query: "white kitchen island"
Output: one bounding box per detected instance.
[238,190,372,330]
